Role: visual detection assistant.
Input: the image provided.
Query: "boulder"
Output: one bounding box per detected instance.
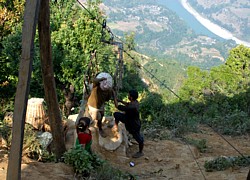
[65,114,129,157]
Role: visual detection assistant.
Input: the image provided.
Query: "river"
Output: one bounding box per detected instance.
[157,0,250,47]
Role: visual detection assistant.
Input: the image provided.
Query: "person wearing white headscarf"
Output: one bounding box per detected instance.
[86,72,115,138]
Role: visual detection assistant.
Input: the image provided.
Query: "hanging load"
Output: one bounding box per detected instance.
[96,72,113,90]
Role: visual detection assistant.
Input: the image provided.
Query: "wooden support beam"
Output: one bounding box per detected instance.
[38,0,66,158]
[6,0,41,179]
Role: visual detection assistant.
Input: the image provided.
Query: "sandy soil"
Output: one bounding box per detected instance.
[0,125,249,180]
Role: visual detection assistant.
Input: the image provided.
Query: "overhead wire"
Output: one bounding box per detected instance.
[184,140,207,180]
[75,2,207,175]
[123,51,207,180]
[75,0,250,177]
[125,49,250,177]
[118,33,250,178]
[76,0,115,41]
[123,49,183,100]
[76,0,122,92]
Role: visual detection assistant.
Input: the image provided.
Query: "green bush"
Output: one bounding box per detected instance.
[204,110,250,135]
[185,138,207,153]
[91,162,137,180]
[0,120,11,145]
[63,146,104,175]
[204,156,233,172]
[63,146,136,179]
[23,124,56,162]
[204,156,250,172]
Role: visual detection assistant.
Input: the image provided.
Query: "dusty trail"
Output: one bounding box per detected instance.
[0,125,249,180]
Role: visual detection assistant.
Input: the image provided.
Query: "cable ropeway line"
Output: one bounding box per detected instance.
[75,0,250,177]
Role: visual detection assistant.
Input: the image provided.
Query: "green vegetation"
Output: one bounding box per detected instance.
[177,45,250,135]
[185,138,208,153]
[0,120,11,145]
[1,0,250,177]
[90,163,136,180]
[22,124,56,162]
[63,146,135,179]
[142,57,186,91]
[63,146,104,175]
[0,0,117,118]
[204,156,250,172]
[103,0,236,69]
[0,120,55,162]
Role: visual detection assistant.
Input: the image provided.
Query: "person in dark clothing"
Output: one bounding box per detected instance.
[113,89,144,158]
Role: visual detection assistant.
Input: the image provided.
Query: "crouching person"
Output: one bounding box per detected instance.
[113,89,144,158]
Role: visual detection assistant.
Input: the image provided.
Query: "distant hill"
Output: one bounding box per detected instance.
[129,51,187,94]
[101,0,236,68]
[187,0,250,42]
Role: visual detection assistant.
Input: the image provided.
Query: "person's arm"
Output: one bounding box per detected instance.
[117,101,138,112]
[113,89,118,108]
[117,99,129,106]
[92,77,106,87]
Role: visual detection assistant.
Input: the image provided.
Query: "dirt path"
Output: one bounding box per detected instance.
[101,126,250,180]
[0,125,249,180]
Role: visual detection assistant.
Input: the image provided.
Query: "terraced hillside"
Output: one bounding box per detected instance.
[101,0,236,69]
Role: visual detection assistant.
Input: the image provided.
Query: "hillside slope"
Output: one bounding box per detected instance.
[101,0,236,68]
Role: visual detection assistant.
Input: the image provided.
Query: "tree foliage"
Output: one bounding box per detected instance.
[177,45,250,135]
[0,0,24,41]
[49,0,117,100]
[1,0,250,139]
[0,0,118,117]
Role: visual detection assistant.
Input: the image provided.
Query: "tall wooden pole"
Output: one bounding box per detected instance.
[6,0,41,179]
[38,0,66,158]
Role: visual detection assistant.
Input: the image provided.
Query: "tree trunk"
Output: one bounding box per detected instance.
[7,0,41,179]
[38,0,66,159]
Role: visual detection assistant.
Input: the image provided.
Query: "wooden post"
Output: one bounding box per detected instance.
[6,0,41,179]
[38,0,66,158]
